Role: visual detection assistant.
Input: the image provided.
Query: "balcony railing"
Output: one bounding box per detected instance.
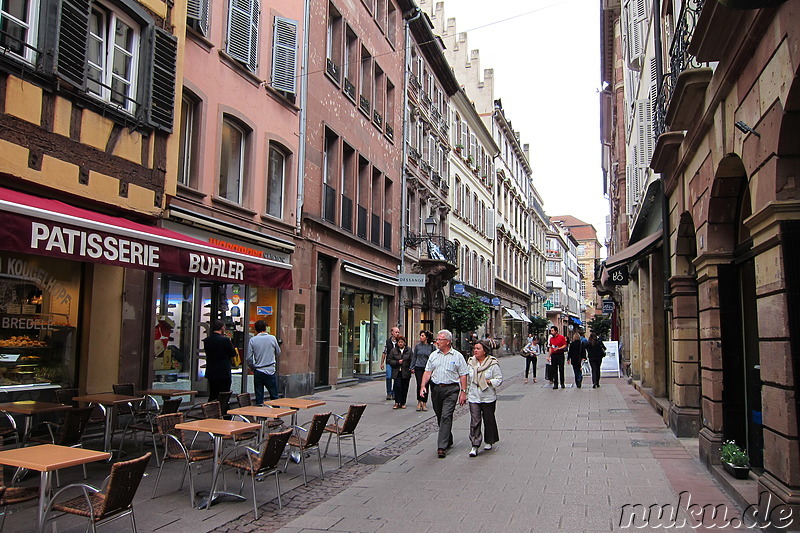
[359,96,370,115]
[403,233,458,264]
[655,0,707,137]
[343,78,356,100]
[325,59,340,83]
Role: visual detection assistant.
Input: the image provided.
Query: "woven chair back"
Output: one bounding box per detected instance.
[54,388,79,407]
[155,413,185,456]
[201,401,221,419]
[161,398,182,414]
[55,406,94,446]
[304,412,332,448]
[236,393,252,407]
[340,404,367,435]
[98,452,151,518]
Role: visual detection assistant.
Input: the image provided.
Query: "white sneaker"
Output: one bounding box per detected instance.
[484,443,493,451]
[469,446,478,457]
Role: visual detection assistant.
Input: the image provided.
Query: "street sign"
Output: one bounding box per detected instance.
[491,297,500,306]
[398,273,426,287]
[608,265,629,285]
[543,299,555,311]
[602,299,614,314]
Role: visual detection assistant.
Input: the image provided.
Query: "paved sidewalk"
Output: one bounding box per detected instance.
[2,356,746,532]
[216,356,746,533]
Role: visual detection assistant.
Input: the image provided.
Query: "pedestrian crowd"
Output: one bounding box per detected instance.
[379,325,608,459]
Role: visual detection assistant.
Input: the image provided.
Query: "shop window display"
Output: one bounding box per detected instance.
[0,253,79,393]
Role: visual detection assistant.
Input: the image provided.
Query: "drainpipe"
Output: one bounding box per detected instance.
[295,0,311,237]
[398,7,422,330]
[652,1,671,311]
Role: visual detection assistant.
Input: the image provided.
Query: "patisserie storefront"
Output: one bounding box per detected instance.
[0,187,292,397]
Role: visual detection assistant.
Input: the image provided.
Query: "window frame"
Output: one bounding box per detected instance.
[219,116,249,205]
[0,0,40,64]
[265,143,287,218]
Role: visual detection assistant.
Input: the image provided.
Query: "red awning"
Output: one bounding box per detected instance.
[0,187,293,289]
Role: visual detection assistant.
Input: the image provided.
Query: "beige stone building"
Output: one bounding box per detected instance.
[600,0,800,518]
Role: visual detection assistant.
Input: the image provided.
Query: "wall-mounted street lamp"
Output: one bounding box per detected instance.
[404,217,438,247]
[734,120,761,138]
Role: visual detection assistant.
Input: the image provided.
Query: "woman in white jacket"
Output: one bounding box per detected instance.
[466,340,503,457]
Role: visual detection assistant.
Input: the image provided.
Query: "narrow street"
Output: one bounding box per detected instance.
[211,355,741,533]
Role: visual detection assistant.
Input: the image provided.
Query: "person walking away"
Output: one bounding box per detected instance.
[419,329,469,458]
[586,332,607,388]
[467,340,503,457]
[380,326,400,400]
[203,319,235,401]
[547,326,567,390]
[388,336,413,409]
[246,320,281,404]
[410,330,434,411]
[566,332,587,388]
[522,334,539,384]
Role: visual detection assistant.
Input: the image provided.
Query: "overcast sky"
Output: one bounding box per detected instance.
[438,0,608,251]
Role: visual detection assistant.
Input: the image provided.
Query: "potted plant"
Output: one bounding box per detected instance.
[454,144,463,154]
[720,440,750,479]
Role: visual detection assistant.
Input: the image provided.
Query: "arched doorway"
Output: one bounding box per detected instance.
[709,156,763,468]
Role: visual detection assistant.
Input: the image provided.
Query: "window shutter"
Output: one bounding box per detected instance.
[188,0,210,36]
[56,0,90,88]
[228,0,259,72]
[486,208,495,240]
[149,28,178,132]
[272,16,298,94]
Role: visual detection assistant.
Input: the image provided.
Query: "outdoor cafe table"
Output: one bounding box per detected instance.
[0,401,72,445]
[227,406,295,440]
[0,444,110,532]
[263,398,326,426]
[174,418,261,509]
[138,388,198,400]
[72,393,144,455]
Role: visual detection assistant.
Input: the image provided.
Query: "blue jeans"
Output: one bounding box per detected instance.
[385,365,393,395]
[254,370,278,404]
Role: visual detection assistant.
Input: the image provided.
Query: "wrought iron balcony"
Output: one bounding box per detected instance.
[343,78,356,100]
[404,233,458,264]
[325,59,340,83]
[654,0,708,137]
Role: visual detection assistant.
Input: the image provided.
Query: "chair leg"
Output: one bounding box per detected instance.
[187,462,197,508]
[300,448,308,485]
[131,508,138,533]
[336,435,342,468]
[275,470,282,510]
[352,435,358,465]
[151,458,167,499]
[323,432,333,458]
[251,474,258,519]
[0,504,8,532]
[316,447,324,480]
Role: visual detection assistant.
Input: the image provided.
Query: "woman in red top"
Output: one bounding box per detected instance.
[547,326,568,389]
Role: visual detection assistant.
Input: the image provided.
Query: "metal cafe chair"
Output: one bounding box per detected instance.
[43,452,151,533]
[284,412,331,485]
[209,428,292,518]
[323,404,367,467]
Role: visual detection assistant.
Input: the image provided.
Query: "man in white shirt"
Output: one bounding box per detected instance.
[246,320,280,404]
[419,329,469,458]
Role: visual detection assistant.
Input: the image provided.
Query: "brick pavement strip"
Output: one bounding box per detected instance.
[213,395,472,533]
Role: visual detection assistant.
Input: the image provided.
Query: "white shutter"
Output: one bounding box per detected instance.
[272,17,298,93]
[188,0,210,36]
[635,99,654,167]
[486,208,496,240]
[227,0,259,72]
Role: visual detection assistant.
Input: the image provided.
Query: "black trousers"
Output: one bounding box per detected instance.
[414,367,428,403]
[550,354,565,388]
[524,356,537,378]
[590,359,602,386]
[431,383,458,449]
[469,401,499,446]
[207,376,231,401]
[393,376,410,406]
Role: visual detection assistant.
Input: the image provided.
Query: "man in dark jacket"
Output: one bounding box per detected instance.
[203,319,235,401]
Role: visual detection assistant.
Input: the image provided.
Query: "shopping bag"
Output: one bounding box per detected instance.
[581,360,591,376]
[544,363,553,381]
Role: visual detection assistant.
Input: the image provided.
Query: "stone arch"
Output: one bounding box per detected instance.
[669,211,701,436]
[699,152,763,466]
